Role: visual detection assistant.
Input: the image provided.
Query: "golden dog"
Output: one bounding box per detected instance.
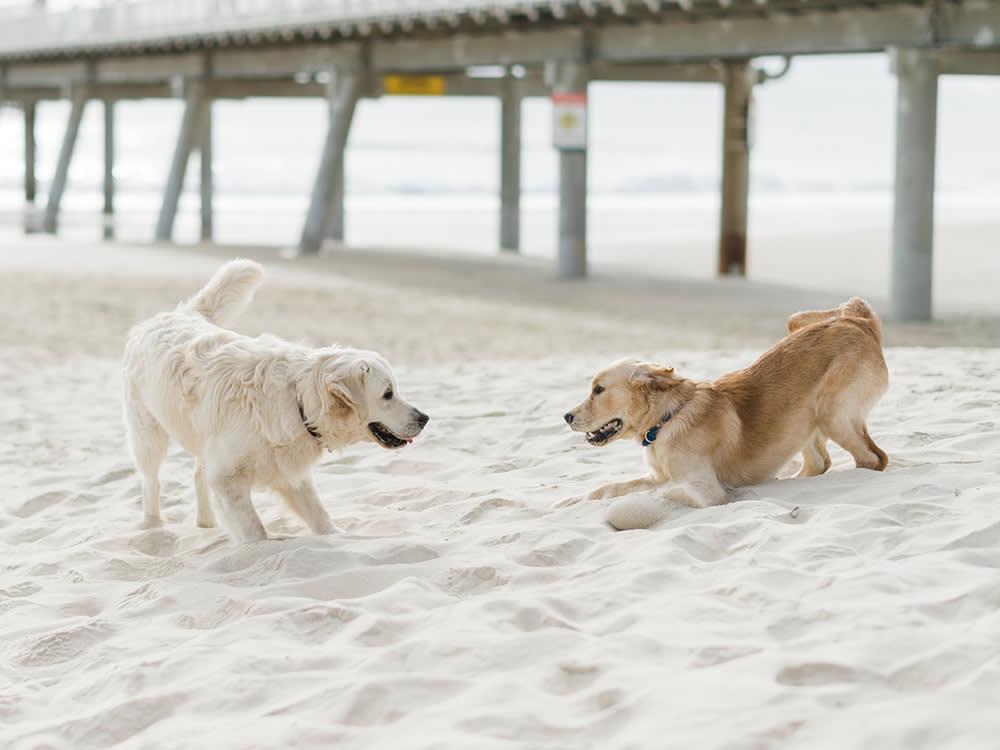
[560,298,888,528]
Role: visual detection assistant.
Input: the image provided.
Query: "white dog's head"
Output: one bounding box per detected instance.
[302,349,428,451]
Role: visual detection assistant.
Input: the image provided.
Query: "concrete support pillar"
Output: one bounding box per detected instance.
[323,80,348,244]
[155,82,209,242]
[23,101,38,232]
[324,145,346,243]
[199,99,214,243]
[299,70,359,255]
[43,86,88,234]
[500,74,522,253]
[103,99,115,240]
[718,60,753,277]
[890,48,939,322]
[549,61,589,279]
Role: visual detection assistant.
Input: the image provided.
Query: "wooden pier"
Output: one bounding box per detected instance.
[1,0,999,320]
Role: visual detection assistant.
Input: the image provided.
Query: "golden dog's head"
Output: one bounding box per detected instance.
[564,358,679,446]
[305,350,428,450]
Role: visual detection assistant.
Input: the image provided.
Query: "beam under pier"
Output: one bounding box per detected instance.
[890,48,939,322]
[155,83,209,242]
[299,70,360,255]
[323,83,348,244]
[42,86,88,234]
[199,97,213,243]
[323,147,345,243]
[23,102,38,232]
[548,61,589,279]
[499,73,522,253]
[103,99,115,240]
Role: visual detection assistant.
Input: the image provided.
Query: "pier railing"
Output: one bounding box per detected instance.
[0,0,550,55]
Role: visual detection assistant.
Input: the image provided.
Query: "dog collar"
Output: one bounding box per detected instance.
[297,397,322,441]
[642,411,674,447]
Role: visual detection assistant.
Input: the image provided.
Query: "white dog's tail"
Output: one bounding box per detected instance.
[179,259,264,326]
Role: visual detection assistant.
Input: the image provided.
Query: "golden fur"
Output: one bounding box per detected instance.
[561,298,888,528]
[122,259,428,543]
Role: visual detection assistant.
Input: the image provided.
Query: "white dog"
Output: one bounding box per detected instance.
[122,259,428,543]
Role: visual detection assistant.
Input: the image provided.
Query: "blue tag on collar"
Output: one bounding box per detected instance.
[642,411,673,447]
[642,425,660,447]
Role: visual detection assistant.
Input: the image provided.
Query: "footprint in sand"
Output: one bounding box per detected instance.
[944,520,1000,550]
[129,528,180,557]
[15,622,114,667]
[441,565,507,596]
[776,661,883,687]
[14,490,68,518]
[84,464,136,488]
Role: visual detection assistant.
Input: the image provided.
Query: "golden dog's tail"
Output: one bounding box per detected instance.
[786,297,882,346]
[180,258,264,326]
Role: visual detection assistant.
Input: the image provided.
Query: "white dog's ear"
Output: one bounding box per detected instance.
[327,383,356,420]
[629,363,676,389]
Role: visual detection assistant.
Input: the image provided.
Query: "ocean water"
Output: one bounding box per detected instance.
[1,53,998,290]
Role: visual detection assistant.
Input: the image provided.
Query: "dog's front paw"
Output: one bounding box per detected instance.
[606,495,669,531]
[665,484,701,507]
[665,482,724,509]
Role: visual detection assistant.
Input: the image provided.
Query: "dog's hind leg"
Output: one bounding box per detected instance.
[796,430,832,478]
[209,471,267,543]
[815,359,889,472]
[194,461,217,528]
[271,478,337,535]
[819,415,888,471]
[125,396,169,528]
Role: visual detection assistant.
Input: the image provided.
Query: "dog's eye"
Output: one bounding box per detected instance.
[592,386,604,396]
[383,388,393,401]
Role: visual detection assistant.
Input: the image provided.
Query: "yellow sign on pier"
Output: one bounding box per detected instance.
[382,75,447,96]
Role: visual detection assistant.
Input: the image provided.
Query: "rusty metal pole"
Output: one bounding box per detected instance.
[718,60,753,277]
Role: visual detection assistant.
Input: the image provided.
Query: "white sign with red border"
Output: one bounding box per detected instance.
[551,91,587,150]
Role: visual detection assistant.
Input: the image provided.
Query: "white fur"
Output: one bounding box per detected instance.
[122,259,428,543]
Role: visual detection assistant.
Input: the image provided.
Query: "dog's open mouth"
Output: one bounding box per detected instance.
[586,419,623,445]
[368,422,412,449]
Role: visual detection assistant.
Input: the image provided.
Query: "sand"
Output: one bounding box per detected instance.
[2,234,1000,749]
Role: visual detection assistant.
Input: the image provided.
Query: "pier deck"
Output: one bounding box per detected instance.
[1,0,998,320]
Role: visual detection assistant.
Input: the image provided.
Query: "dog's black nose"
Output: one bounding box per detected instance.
[416,411,430,427]
[564,412,575,425]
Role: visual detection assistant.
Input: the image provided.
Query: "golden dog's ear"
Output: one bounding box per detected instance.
[628,362,676,389]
